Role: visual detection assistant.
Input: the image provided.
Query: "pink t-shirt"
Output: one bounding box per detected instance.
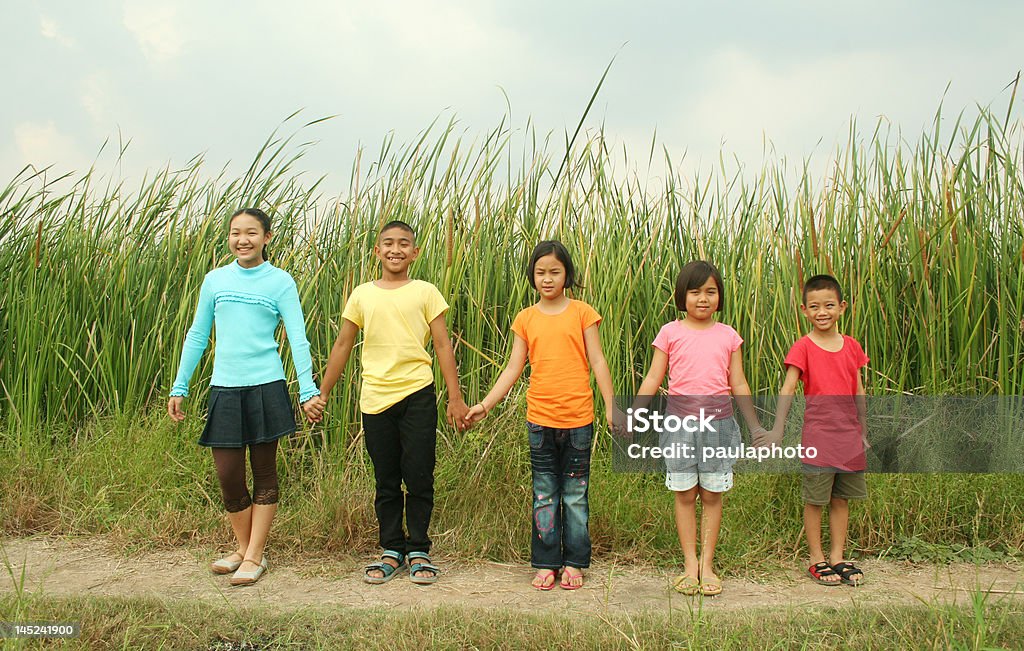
[784,335,869,471]
[652,320,743,417]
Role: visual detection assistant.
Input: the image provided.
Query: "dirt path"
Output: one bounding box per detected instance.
[1,537,1021,614]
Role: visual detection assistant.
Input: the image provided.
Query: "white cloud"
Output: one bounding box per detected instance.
[12,121,87,171]
[122,1,184,62]
[80,73,114,128]
[40,15,74,47]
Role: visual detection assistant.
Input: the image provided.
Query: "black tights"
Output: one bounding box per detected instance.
[212,441,279,513]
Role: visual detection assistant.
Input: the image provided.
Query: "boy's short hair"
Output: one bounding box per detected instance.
[527,240,578,290]
[379,220,416,243]
[802,274,844,303]
[674,260,725,312]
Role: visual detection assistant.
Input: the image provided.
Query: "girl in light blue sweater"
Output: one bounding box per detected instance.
[168,207,323,586]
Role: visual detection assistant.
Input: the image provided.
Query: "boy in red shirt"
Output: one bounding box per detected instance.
[757,274,868,586]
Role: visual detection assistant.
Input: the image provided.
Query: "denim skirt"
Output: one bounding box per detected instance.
[199,379,296,448]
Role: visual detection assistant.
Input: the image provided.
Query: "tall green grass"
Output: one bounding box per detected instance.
[1,98,1022,560]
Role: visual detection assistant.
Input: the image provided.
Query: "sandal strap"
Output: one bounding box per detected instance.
[809,562,837,578]
[409,562,439,574]
[381,550,405,563]
[831,562,862,578]
[364,561,400,576]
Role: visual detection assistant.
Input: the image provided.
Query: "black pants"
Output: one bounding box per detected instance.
[361,384,437,555]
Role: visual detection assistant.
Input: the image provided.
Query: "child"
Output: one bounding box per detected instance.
[168,207,323,587]
[757,274,868,586]
[317,220,469,585]
[634,260,764,597]
[464,240,617,591]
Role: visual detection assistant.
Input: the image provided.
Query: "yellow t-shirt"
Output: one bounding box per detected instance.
[511,300,602,428]
[342,279,449,414]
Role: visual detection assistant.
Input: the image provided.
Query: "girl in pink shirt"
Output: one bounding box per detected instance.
[635,260,765,597]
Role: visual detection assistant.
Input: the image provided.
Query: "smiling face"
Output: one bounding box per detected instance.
[533,253,567,299]
[228,213,271,268]
[801,288,847,333]
[374,226,419,276]
[684,276,721,321]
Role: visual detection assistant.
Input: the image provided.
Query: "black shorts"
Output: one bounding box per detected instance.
[199,379,296,448]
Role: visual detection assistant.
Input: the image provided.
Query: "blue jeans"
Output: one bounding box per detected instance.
[528,421,593,569]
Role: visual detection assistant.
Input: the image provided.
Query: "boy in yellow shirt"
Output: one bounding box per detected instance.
[316,220,469,584]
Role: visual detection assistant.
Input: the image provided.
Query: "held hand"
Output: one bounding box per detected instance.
[167,396,185,422]
[447,399,471,431]
[753,425,783,448]
[607,405,628,436]
[302,396,326,423]
[464,402,488,426]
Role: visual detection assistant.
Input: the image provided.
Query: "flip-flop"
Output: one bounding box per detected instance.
[831,561,864,586]
[807,562,842,586]
[560,567,584,591]
[532,569,557,591]
[673,575,700,596]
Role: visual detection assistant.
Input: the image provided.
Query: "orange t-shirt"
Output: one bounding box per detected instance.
[510,300,602,428]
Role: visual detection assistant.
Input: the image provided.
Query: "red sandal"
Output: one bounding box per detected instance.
[807,562,841,586]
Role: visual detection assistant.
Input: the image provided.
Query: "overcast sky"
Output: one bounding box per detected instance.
[4,1,1023,195]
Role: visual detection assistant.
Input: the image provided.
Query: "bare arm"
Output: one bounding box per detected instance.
[632,348,669,410]
[583,324,618,427]
[429,313,470,430]
[465,334,528,423]
[856,370,869,448]
[319,318,360,401]
[728,347,764,436]
[755,364,800,447]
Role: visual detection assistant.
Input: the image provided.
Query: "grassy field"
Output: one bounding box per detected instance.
[2,592,1022,650]
[1,96,1023,568]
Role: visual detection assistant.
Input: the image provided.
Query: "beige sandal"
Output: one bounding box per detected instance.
[230,557,268,586]
[699,578,722,596]
[673,574,700,595]
[210,551,244,575]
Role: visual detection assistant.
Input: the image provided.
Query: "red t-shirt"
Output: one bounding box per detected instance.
[783,335,869,470]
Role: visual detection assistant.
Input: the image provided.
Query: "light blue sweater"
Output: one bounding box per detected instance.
[170,260,319,403]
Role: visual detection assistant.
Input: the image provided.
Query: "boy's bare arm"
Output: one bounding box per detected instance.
[728,348,765,436]
[319,318,360,400]
[756,365,801,447]
[429,313,470,430]
[856,371,869,447]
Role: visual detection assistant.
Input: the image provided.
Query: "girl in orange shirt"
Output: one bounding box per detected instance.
[465,240,616,591]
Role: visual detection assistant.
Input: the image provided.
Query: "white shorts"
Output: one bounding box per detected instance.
[665,470,733,493]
